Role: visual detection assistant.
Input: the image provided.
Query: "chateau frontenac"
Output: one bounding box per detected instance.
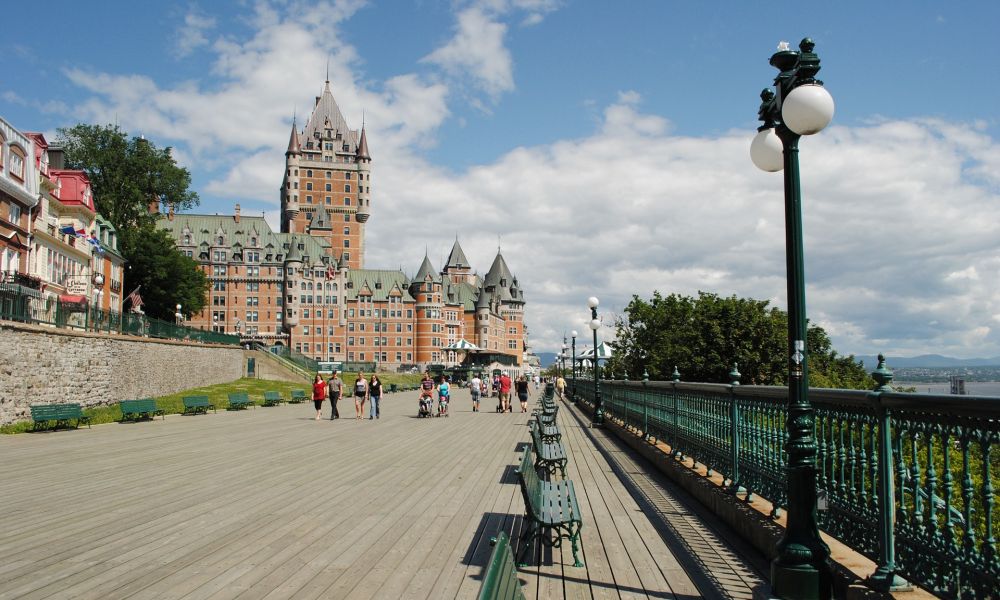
[160,80,527,370]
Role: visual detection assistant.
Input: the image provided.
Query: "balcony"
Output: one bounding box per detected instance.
[1,271,43,290]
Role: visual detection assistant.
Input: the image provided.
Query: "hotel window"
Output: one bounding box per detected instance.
[345,184,351,193]
[306,170,313,177]
[326,171,331,178]
[343,227,350,235]
[9,203,21,225]
[345,173,351,180]
[343,240,350,248]
[306,195,312,204]
[306,182,313,191]
[325,183,332,191]
[9,147,25,180]
[344,197,351,206]
[326,196,331,204]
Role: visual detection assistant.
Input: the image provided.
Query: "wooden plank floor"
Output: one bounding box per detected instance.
[0,387,755,599]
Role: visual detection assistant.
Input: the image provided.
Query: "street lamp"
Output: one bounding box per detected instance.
[587,296,603,426]
[212,314,219,332]
[570,330,578,403]
[175,303,183,325]
[561,340,569,379]
[751,38,834,599]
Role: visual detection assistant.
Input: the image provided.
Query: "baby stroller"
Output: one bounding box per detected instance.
[437,393,449,417]
[418,393,433,418]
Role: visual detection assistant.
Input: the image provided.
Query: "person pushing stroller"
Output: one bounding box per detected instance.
[437,376,451,417]
[418,370,435,417]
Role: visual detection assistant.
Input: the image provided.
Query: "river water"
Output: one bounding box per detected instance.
[896,381,1000,396]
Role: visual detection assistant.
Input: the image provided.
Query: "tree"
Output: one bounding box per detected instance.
[57,124,198,232]
[57,124,206,319]
[611,291,873,390]
[123,229,208,321]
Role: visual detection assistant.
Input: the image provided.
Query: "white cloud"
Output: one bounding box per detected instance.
[421,7,514,99]
[173,8,217,58]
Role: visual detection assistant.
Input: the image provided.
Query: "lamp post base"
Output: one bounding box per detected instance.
[769,558,831,600]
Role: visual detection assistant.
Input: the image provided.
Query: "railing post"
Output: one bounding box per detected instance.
[729,363,741,494]
[642,370,649,441]
[867,355,911,592]
[671,366,681,459]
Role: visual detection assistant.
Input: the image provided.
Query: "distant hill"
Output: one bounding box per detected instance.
[536,352,558,368]
[856,354,1000,368]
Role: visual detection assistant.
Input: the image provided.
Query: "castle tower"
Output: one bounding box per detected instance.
[282,80,371,270]
[410,254,444,364]
[281,118,302,233]
[282,237,303,331]
[442,238,473,285]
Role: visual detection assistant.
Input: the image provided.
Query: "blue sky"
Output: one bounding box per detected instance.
[4,1,1000,358]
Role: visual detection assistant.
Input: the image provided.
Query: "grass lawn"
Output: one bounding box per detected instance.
[1,373,425,435]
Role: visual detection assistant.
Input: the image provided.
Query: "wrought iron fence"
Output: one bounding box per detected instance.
[0,287,240,345]
[574,373,999,599]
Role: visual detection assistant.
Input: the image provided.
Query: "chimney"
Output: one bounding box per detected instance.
[168,204,175,221]
[234,203,241,223]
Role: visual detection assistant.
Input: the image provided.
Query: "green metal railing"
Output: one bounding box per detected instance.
[575,369,999,599]
[0,288,240,345]
[270,345,321,373]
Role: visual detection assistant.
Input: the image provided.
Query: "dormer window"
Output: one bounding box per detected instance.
[250,237,257,246]
[217,236,224,245]
[183,235,191,245]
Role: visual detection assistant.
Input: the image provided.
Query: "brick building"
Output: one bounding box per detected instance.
[160,80,527,371]
[0,118,123,314]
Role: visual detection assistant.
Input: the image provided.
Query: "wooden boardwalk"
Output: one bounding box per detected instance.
[0,388,763,599]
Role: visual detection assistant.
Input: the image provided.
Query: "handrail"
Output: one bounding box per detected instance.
[573,373,999,599]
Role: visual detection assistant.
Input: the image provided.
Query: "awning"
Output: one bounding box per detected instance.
[59,295,88,304]
[444,339,480,351]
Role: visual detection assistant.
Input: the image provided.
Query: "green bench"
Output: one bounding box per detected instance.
[182,395,215,415]
[528,420,568,478]
[120,398,165,422]
[227,392,254,410]
[515,449,583,567]
[262,391,283,406]
[288,389,306,404]
[30,403,91,431]
[531,410,561,444]
[477,531,526,600]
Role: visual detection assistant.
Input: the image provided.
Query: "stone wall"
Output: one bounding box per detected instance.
[0,320,245,425]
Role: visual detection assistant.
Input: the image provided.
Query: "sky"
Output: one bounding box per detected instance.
[4,0,1000,358]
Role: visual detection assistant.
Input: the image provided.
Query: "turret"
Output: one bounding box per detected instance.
[355,124,372,224]
[281,117,302,233]
[282,237,303,330]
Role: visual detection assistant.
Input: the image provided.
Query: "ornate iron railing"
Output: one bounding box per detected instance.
[575,373,999,599]
[0,287,240,345]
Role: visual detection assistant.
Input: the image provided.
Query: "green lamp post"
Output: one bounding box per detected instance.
[570,330,578,403]
[587,296,604,426]
[750,38,835,600]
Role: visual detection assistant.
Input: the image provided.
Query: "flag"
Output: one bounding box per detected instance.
[59,225,77,235]
[87,235,104,254]
[75,228,86,236]
[124,286,143,310]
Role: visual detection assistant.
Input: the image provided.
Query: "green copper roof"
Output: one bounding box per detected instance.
[344,269,412,302]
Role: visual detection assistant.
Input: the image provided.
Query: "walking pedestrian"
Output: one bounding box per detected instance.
[555,375,566,399]
[515,375,530,413]
[499,373,512,413]
[368,373,382,420]
[353,372,368,419]
[312,374,327,421]
[327,370,342,419]
[469,374,482,412]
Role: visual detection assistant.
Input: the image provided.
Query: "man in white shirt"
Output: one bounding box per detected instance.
[469,375,482,412]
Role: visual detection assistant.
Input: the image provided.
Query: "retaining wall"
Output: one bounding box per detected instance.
[0,320,244,425]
